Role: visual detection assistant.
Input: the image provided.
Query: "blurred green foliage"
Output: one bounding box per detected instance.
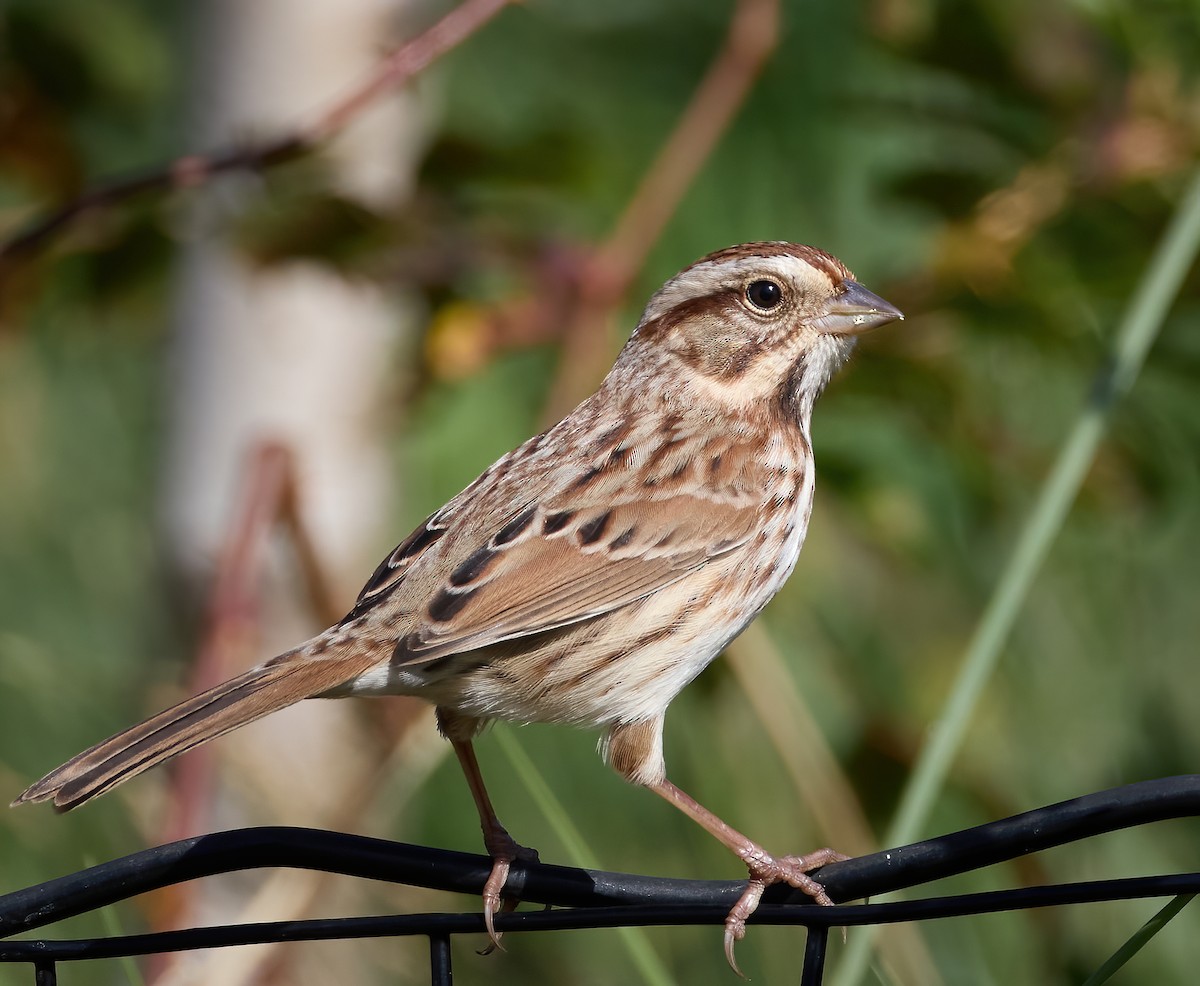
[2,0,1200,983]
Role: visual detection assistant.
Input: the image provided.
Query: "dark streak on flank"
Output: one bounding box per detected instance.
[449,546,496,587]
[494,507,537,546]
[490,665,521,686]
[630,624,674,651]
[532,650,567,681]
[543,510,575,535]
[578,510,614,545]
[428,586,474,623]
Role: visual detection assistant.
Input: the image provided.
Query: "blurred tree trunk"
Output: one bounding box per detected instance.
[157,1,426,983]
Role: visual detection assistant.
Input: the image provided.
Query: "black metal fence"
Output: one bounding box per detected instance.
[3,775,1199,984]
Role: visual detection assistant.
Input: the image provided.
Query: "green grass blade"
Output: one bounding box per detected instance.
[1081,894,1196,986]
[494,727,675,986]
[834,168,1200,986]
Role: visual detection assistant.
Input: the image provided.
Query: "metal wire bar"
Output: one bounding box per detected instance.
[4,871,1200,964]
[1,776,1198,983]
[429,933,453,986]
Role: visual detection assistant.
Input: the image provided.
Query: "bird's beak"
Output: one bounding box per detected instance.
[812,279,904,336]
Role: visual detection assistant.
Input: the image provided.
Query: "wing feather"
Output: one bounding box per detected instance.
[395,494,758,663]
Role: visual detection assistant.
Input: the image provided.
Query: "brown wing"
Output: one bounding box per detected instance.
[346,407,780,667]
[389,488,759,664]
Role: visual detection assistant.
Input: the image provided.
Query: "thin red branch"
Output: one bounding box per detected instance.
[0,0,513,267]
[592,0,781,295]
[540,0,781,420]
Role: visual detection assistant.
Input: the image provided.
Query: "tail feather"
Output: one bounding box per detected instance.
[12,646,380,811]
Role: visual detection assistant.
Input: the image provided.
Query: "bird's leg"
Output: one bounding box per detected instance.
[648,778,847,975]
[605,719,845,976]
[449,735,539,949]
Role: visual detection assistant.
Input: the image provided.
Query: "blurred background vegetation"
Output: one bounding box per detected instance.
[1,0,1199,983]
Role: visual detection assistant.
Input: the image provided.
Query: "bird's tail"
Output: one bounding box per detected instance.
[12,636,380,812]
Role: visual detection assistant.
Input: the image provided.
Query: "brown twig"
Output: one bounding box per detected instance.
[0,0,514,267]
[541,0,781,420]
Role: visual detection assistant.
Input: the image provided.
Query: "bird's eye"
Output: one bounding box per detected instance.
[745,279,783,311]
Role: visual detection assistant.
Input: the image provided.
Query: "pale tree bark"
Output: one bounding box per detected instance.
[157,1,428,982]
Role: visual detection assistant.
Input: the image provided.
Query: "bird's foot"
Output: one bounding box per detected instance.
[479,825,540,953]
[724,846,848,977]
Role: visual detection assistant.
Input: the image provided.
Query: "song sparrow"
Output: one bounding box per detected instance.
[14,241,902,971]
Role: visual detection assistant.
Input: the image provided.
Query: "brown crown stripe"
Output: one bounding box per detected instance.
[684,241,852,285]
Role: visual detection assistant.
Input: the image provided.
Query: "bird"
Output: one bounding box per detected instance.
[13,241,902,971]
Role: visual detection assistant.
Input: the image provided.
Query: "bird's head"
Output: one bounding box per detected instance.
[626,241,903,424]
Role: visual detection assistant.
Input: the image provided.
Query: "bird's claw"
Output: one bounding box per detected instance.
[723,847,848,975]
[479,829,539,953]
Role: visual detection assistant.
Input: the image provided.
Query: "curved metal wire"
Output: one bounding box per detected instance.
[2,775,1199,984]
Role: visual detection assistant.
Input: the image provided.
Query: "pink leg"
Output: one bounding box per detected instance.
[450,738,538,949]
[649,778,847,976]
